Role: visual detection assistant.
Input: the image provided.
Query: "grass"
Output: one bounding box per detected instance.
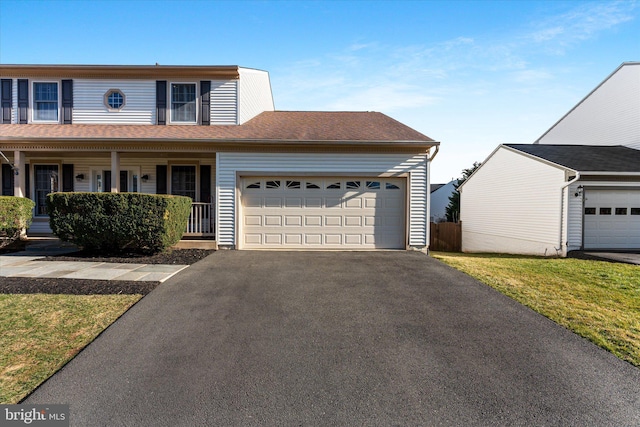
[0,294,141,404]
[431,252,640,367]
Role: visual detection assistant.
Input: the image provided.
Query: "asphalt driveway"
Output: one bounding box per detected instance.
[25,251,640,425]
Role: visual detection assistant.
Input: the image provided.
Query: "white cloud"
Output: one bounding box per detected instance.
[526,1,637,52]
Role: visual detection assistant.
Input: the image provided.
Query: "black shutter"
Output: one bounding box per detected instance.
[1,79,11,124]
[200,81,210,126]
[61,80,73,124]
[62,164,74,192]
[24,164,30,198]
[103,171,111,192]
[2,164,14,196]
[17,79,28,124]
[120,171,128,193]
[156,81,167,125]
[200,165,211,202]
[156,165,167,194]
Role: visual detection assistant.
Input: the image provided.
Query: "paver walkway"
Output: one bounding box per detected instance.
[0,254,187,282]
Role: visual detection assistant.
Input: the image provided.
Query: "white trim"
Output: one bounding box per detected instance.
[31,80,60,124]
[169,81,198,124]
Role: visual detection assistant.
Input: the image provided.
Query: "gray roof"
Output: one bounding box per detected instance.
[430,183,446,193]
[505,144,640,172]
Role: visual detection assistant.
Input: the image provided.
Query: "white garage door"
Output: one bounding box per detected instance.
[241,177,406,249]
[583,189,640,249]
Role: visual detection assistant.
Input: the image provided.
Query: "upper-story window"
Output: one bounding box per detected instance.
[171,83,196,123]
[104,89,125,111]
[33,82,59,122]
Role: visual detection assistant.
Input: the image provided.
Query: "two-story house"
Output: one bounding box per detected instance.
[0,64,439,250]
[460,62,640,255]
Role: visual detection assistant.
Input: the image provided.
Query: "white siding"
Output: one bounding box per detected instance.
[566,182,583,252]
[537,63,640,150]
[72,79,156,124]
[210,80,238,125]
[461,147,566,256]
[216,152,428,248]
[238,68,274,124]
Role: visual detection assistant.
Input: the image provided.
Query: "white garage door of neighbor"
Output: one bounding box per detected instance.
[241,177,406,249]
[584,189,640,249]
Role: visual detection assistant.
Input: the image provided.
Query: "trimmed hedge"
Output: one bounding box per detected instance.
[0,196,35,248]
[47,192,192,253]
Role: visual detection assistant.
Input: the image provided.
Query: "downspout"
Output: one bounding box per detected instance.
[425,144,440,253]
[558,172,580,256]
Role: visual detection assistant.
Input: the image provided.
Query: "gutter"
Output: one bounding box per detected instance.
[425,144,440,252]
[558,172,580,255]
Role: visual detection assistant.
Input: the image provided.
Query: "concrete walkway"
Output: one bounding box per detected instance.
[0,254,188,282]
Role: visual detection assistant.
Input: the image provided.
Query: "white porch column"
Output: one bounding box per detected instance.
[110,151,120,193]
[13,150,26,198]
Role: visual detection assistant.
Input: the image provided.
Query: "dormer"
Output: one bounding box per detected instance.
[0,65,275,126]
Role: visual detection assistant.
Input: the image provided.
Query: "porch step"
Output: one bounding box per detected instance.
[172,240,218,250]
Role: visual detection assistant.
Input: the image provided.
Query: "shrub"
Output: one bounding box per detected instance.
[47,192,192,253]
[0,196,35,248]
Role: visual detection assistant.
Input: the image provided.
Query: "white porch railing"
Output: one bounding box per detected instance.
[184,202,215,237]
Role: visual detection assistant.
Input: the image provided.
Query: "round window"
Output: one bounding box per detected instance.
[104,89,125,111]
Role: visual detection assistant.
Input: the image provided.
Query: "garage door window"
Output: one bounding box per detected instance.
[306,181,321,189]
[632,208,640,215]
[599,208,611,215]
[266,180,281,189]
[346,181,361,189]
[386,183,400,190]
[366,181,381,190]
[246,181,261,189]
[286,180,301,189]
[326,182,341,189]
[615,208,628,215]
[585,207,596,215]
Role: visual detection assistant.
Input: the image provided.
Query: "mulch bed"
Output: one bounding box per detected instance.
[1,249,215,295]
[41,249,215,265]
[0,277,158,295]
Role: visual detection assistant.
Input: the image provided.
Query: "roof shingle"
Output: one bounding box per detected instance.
[506,144,640,172]
[0,111,435,144]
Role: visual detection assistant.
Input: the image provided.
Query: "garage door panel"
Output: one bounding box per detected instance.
[325,216,342,226]
[245,215,262,226]
[305,198,322,208]
[242,177,406,249]
[305,216,322,226]
[285,234,302,245]
[265,198,282,208]
[325,197,342,208]
[344,198,362,208]
[344,216,362,227]
[285,216,302,226]
[584,189,640,249]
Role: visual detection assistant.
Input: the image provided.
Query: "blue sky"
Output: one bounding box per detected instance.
[1,0,638,182]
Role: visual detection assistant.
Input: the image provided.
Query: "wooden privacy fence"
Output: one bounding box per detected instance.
[430,222,461,252]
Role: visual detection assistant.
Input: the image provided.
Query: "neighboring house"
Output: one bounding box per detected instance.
[0,64,439,250]
[430,180,457,223]
[460,62,640,256]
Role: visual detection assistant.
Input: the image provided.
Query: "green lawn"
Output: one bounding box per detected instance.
[0,294,141,404]
[432,252,640,367]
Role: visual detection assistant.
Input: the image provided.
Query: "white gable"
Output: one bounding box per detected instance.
[536,62,640,150]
